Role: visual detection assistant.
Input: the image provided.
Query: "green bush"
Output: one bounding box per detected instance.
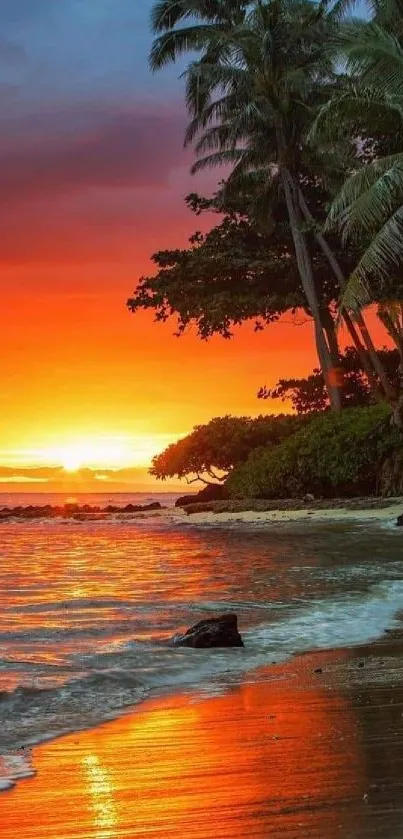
[227,404,401,498]
[150,413,307,483]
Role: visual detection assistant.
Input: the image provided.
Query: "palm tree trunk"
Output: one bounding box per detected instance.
[342,310,385,402]
[280,168,342,411]
[297,187,396,402]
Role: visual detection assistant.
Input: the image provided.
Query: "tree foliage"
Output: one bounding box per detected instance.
[312,1,403,309]
[259,347,401,413]
[227,403,399,498]
[150,413,305,484]
[128,190,351,339]
[147,0,365,410]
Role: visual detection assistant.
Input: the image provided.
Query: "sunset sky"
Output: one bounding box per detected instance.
[0,0,386,491]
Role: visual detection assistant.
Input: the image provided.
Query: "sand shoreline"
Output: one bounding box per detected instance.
[172,496,403,528]
[2,629,403,837]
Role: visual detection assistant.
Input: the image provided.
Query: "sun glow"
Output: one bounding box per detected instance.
[22,433,180,472]
[51,440,128,472]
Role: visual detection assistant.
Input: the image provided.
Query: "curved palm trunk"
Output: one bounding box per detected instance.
[297,187,396,403]
[280,167,342,411]
[342,311,385,403]
[377,305,403,425]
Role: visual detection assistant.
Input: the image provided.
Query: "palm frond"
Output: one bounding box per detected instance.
[328,153,403,234]
[342,204,403,310]
[150,23,224,69]
[190,148,245,173]
[340,22,403,97]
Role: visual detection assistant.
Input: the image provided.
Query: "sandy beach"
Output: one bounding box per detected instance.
[173,498,403,528]
[2,633,403,839]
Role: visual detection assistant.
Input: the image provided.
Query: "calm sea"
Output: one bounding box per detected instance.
[0,491,402,789]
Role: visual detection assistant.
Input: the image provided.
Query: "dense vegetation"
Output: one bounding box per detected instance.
[150,414,305,484]
[227,404,401,498]
[259,347,401,413]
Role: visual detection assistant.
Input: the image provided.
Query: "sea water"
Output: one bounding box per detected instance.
[0,492,402,789]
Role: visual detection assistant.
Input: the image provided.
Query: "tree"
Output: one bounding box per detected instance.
[310,0,403,421]
[148,0,394,410]
[150,413,305,484]
[258,347,401,413]
[128,190,341,339]
[128,186,393,405]
[319,28,403,308]
[150,0,352,409]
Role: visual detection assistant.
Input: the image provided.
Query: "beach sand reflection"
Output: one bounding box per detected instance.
[0,656,371,839]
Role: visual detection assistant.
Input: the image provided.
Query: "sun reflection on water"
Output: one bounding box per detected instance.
[82,753,118,839]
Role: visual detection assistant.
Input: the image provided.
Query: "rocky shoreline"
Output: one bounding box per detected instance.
[179,496,403,516]
[0,501,163,521]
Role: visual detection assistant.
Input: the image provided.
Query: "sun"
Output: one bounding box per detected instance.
[61,450,83,472]
[34,433,180,473]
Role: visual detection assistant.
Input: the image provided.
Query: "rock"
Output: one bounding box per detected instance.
[396,513,403,527]
[303,493,315,503]
[175,484,229,507]
[175,494,198,507]
[172,614,244,648]
[139,501,162,511]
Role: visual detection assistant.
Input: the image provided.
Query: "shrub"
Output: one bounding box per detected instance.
[150,413,307,484]
[227,403,400,498]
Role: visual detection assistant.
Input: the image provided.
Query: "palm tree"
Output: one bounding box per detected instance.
[314,1,403,309]
[150,0,393,409]
[151,0,350,408]
[310,0,403,421]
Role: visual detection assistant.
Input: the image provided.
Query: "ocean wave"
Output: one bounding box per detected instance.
[1,578,403,787]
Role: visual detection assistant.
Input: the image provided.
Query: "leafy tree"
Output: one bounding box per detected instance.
[258,347,401,413]
[128,190,341,338]
[227,403,399,498]
[150,414,305,485]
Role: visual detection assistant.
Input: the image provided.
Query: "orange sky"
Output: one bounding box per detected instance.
[0,1,390,492]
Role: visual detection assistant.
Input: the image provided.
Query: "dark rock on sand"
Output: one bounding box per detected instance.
[175,483,229,508]
[172,614,244,648]
[396,513,403,527]
[175,494,198,507]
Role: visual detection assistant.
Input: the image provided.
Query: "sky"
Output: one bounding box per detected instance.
[0,0,385,492]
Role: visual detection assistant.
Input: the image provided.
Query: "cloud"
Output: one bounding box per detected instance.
[0,103,196,264]
[0,105,187,204]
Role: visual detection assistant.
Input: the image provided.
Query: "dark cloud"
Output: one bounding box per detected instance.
[0,103,192,264]
[0,106,186,204]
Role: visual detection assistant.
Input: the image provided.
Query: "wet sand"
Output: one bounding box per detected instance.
[2,636,403,838]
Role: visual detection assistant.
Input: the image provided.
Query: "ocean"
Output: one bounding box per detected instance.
[0,491,402,790]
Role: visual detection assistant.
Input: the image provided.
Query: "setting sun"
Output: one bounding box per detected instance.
[61,450,84,472]
[17,433,181,474]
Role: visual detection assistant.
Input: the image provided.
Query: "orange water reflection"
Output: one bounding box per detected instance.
[1,659,367,839]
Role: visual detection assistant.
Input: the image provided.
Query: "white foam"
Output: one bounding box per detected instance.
[0,750,35,792]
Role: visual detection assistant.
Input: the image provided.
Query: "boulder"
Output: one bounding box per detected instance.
[396,513,403,527]
[175,484,229,507]
[171,613,244,648]
[303,493,315,503]
[175,494,197,507]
